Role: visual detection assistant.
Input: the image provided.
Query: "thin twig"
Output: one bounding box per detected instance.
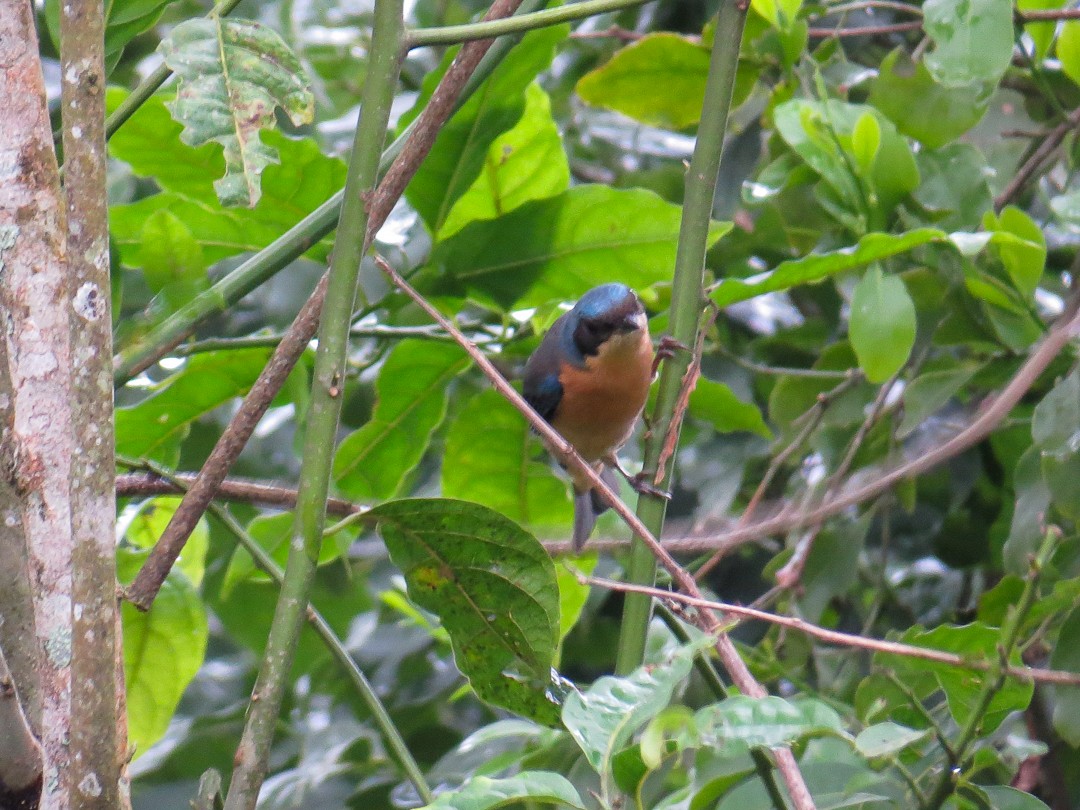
[994,105,1080,212]
[807,20,922,36]
[583,575,1080,687]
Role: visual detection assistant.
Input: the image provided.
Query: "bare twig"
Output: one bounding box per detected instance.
[994,105,1080,212]
[583,575,1080,687]
[808,20,922,37]
[124,0,532,612]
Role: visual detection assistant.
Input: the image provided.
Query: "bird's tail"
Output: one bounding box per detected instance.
[571,466,619,551]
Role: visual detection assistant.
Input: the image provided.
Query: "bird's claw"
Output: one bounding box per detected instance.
[652,336,691,376]
[629,472,672,500]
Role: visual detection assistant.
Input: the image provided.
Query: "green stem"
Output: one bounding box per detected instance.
[222,1,405,806]
[112,0,550,386]
[407,0,647,47]
[615,0,747,675]
[923,526,1062,809]
[103,0,246,141]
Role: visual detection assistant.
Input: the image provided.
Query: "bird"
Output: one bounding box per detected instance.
[522,283,658,550]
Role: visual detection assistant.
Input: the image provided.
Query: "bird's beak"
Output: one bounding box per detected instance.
[619,311,647,333]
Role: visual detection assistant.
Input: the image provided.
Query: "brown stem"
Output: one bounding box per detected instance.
[124,0,528,612]
[994,105,1080,212]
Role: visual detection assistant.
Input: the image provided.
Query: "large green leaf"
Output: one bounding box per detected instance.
[562,642,698,782]
[869,49,991,149]
[848,266,917,383]
[687,378,772,438]
[370,498,562,725]
[333,341,470,500]
[1033,369,1080,520]
[1050,606,1080,746]
[118,549,208,759]
[982,207,1046,300]
[711,229,945,308]
[116,348,277,462]
[404,24,566,234]
[853,722,930,758]
[434,185,730,308]
[922,0,1014,87]
[439,83,570,240]
[418,772,585,809]
[159,18,315,207]
[138,209,209,309]
[110,127,345,267]
[442,389,572,530]
[576,33,711,129]
[689,696,847,750]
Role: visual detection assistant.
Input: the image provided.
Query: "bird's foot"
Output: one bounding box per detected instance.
[652,336,691,377]
[628,471,672,501]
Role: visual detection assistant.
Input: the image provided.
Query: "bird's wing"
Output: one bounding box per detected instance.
[523,369,563,422]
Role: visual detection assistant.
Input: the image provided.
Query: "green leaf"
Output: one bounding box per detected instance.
[854,722,930,758]
[442,389,572,530]
[116,348,277,462]
[562,642,698,779]
[980,786,1052,810]
[556,555,596,640]
[370,498,561,725]
[118,549,208,759]
[712,229,945,308]
[404,25,566,234]
[123,497,209,586]
[159,18,315,207]
[334,341,470,500]
[1021,0,1067,61]
[139,209,208,309]
[1002,447,1053,575]
[418,772,585,809]
[1033,369,1080,520]
[896,363,981,439]
[689,696,847,749]
[878,624,1033,733]
[870,49,991,148]
[576,34,711,129]
[913,145,994,231]
[434,185,730,308]
[1058,20,1080,87]
[688,378,771,438]
[439,83,569,240]
[110,125,345,266]
[46,0,176,69]
[922,0,1014,86]
[982,207,1046,299]
[1050,607,1080,746]
[849,266,917,383]
[751,0,803,28]
[850,111,881,174]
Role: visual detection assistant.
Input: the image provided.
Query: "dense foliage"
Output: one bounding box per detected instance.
[28,0,1080,806]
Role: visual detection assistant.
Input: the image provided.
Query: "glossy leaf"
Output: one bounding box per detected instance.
[418,772,585,810]
[922,0,1013,87]
[576,34,711,129]
[849,266,917,383]
[434,185,730,308]
[334,341,470,500]
[159,18,315,206]
[370,498,562,725]
[442,389,572,530]
[404,25,566,233]
[690,696,847,749]
[712,228,944,308]
[439,83,569,240]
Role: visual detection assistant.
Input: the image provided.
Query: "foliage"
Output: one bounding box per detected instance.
[24,0,1080,806]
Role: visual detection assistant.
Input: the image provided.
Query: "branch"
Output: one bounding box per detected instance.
[124,0,543,612]
[0,2,75,803]
[584,574,1080,687]
[0,645,42,810]
[223,0,405,803]
[994,105,1080,212]
[407,0,650,48]
[60,0,123,796]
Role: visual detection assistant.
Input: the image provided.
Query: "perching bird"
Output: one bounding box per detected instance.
[523,283,657,550]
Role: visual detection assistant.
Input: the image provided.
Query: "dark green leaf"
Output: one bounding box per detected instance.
[370,498,562,725]
[849,266,917,383]
[897,363,981,439]
[690,696,847,749]
[1002,447,1053,575]
[853,722,930,758]
[1050,607,1080,746]
[435,185,729,308]
[688,378,772,439]
[334,341,470,500]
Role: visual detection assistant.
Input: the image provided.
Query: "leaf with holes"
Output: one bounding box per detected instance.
[370,498,562,725]
[159,18,314,207]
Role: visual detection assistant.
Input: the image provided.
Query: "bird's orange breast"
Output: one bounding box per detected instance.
[552,329,653,462]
